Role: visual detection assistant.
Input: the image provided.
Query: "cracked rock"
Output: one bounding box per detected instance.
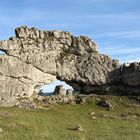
[0,26,139,106]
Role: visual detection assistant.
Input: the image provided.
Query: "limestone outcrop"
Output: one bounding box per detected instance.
[121,63,140,86]
[0,26,139,106]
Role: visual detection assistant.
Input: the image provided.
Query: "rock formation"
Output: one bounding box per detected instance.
[54,85,73,96]
[0,26,139,106]
[121,63,140,86]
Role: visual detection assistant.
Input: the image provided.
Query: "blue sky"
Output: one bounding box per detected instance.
[0,0,140,63]
[41,80,73,93]
[1,0,140,92]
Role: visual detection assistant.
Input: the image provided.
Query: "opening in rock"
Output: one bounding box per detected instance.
[39,80,74,96]
[0,50,6,55]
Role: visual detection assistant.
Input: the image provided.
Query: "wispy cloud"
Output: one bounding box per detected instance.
[94,30,140,39]
[102,46,140,55]
[100,45,140,63]
[0,0,140,63]
[118,56,140,63]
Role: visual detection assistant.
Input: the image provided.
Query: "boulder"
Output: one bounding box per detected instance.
[68,124,87,132]
[54,85,67,95]
[98,99,114,111]
[66,89,73,95]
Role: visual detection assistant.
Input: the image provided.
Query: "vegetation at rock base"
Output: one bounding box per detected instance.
[0,95,140,140]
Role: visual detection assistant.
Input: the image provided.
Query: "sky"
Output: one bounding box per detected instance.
[41,80,73,94]
[0,0,140,92]
[0,0,140,63]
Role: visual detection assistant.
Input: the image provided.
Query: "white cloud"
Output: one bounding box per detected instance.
[0,7,140,63]
[97,30,140,39]
[100,45,140,63]
[102,46,140,55]
[120,57,140,63]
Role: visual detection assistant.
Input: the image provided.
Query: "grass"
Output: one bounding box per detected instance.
[0,95,140,140]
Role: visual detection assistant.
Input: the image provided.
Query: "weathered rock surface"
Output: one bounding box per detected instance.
[66,89,73,95]
[53,85,73,96]
[0,55,56,106]
[42,94,76,105]
[121,62,140,86]
[0,26,139,106]
[54,85,67,95]
[98,99,114,111]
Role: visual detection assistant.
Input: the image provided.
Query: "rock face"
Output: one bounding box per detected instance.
[0,26,139,106]
[121,63,140,86]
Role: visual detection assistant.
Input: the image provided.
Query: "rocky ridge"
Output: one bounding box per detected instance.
[0,26,140,106]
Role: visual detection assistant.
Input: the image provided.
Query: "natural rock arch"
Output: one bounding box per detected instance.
[0,26,139,106]
[39,80,73,96]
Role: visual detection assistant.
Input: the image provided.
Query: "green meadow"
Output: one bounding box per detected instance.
[0,95,140,140]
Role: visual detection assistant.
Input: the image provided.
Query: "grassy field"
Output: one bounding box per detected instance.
[0,95,140,140]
